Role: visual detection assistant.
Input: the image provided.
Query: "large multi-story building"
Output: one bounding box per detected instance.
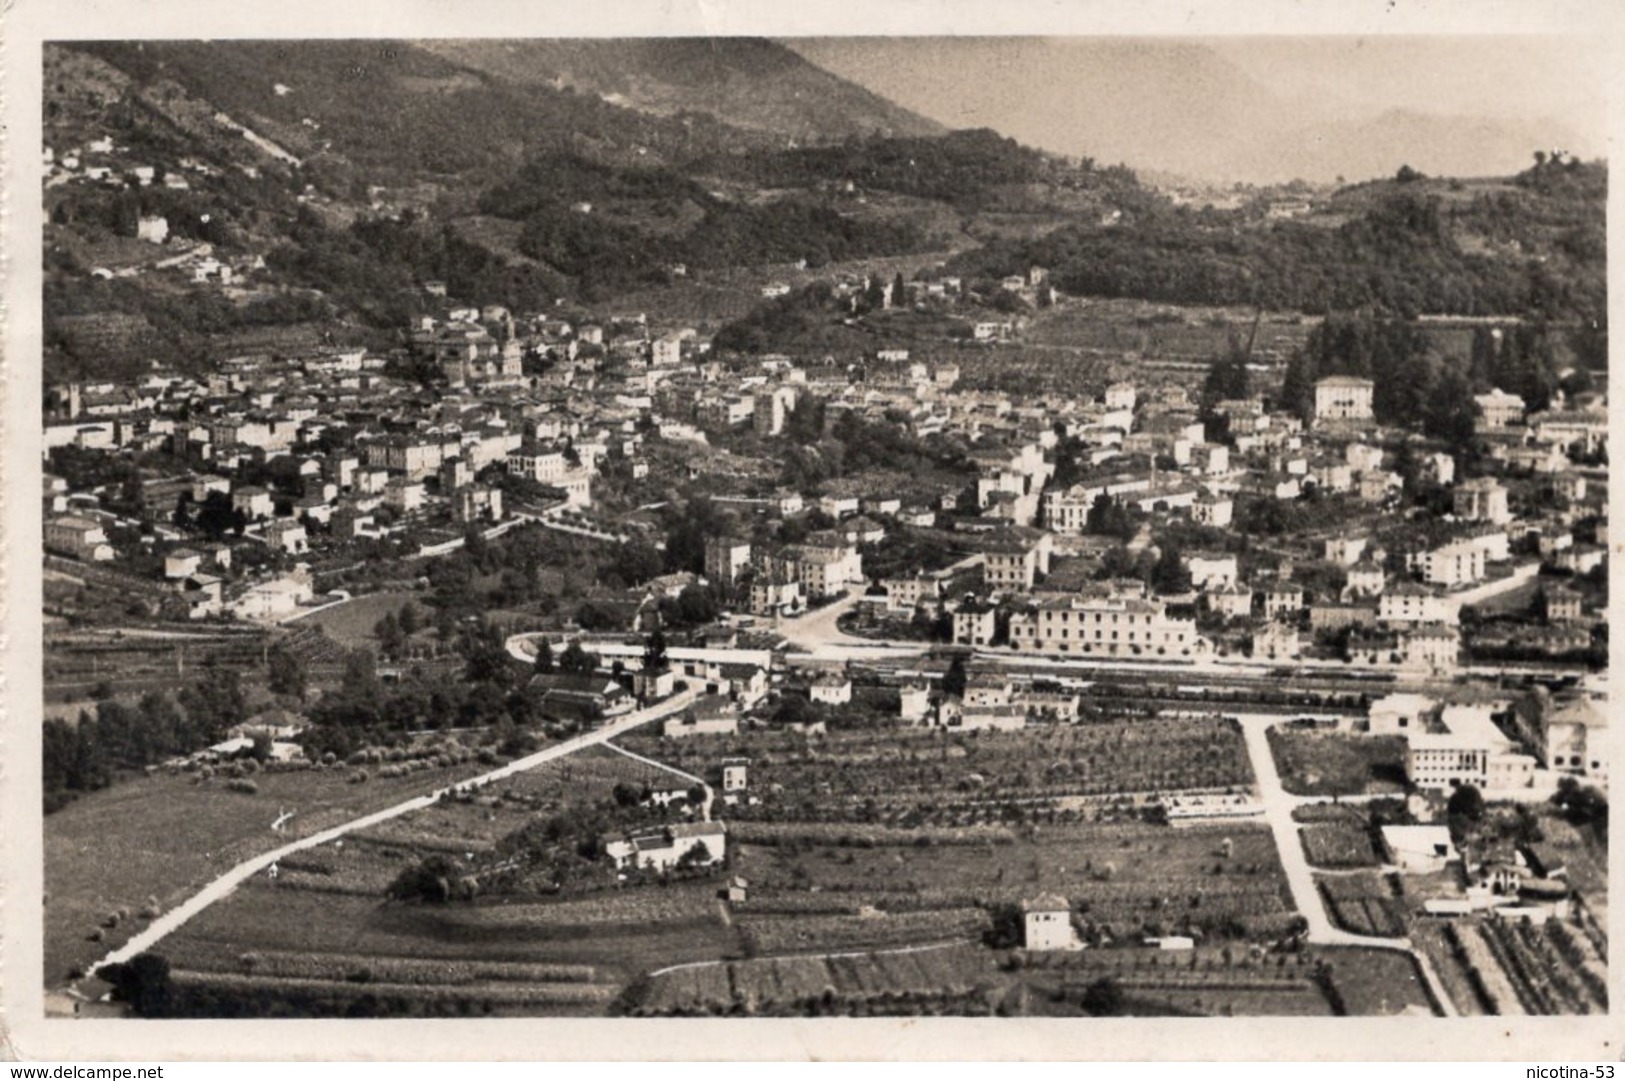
[1408,539,1487,587]
[45,516,114,561]
[1453,477,1511,525]
[953,604,997,647]
[1006,595,1204,659]
[1313,375,1375,422]
[704,537,752,588]
[1379,581,1456,624]
[981,531,1051,592]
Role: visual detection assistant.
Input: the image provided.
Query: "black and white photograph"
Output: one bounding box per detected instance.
[3,0,1618,1063]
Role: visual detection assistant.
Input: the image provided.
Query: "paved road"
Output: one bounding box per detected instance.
[1232,713,1457,1016]
[83,687,700,981]
[773,592,865,650]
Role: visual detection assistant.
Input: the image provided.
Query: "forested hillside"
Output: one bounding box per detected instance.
[950,160,1606,322]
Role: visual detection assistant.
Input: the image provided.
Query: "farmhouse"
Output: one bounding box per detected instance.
[809,673,853,706]
[604,821,727,873]
[1021,894,1073,950]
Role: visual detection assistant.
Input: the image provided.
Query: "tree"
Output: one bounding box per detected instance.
[672,583,718,627]
[1085,494,1136,540]
[387,855,460,904]
[1552,775,1607,833]
[1201,352,1251,411]
[1423,370,1480,450]
[1446,783,1485,823]
[374,611,405,661]
[102,953,173,1017]
[642,629,669,673]
[559,641,599,674]
[460,620,515,689]
[942,655,968,700]
[266,645,307,699]
[178,664,246,748]
[1150,543,1192,595]
[397,601,421,637]
[533,638,555,673]
[1081,976,1126,1017]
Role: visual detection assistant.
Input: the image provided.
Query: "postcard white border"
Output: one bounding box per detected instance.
[3,0,1622,1062]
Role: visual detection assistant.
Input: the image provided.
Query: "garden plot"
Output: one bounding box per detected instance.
[1317,873,1409,938]
[1267,730,1408,797]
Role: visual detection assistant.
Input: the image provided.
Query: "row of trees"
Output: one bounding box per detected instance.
[42,667,246,812]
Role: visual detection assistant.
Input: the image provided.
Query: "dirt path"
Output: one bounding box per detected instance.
[601,739,714,822]
[647,937,976,980]
[82,688,700,982]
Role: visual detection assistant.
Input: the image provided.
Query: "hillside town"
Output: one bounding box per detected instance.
[37,36,1609,1027]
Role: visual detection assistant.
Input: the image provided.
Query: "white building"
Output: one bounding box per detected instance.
[1022,894,1073,950]
[1006,595,1204,659]
[604,822,727,873]
[1313,375,1375,422]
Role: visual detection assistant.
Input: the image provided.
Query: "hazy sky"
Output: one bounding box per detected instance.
[1209,36,1607,131]
[787,36,1609,182]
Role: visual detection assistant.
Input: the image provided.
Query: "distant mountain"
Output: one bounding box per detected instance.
[420,39,945,145]
[40,40,1047,381]
[1231,110,1589,187]
[788,38,1597,185]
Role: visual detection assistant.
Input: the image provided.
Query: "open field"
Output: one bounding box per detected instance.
[1267,730,1408,797]
[1317,947,1437,1015]
[159,881,735,1016]
[1017,945,1337,1017]
[44,749,497,985]
[291,590,419,645]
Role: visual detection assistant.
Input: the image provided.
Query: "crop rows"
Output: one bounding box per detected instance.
[432,887,720,928]
[1326,897,1407,938]
[737,908,989,956]
[168,969,616,1017]
[634,943,995,1016]
[1479,918,1605,1015]
[1299,825,1378,869]
[183,948,598,986]
[1318,875,1407,938]
[638,719,1253,824]
[1443,922,1524,1015]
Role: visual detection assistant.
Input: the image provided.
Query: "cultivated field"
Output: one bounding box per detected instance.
[729,819,1297,945]
[1267,730,1408,797]
[622,716,1255,827]
[1317,873,1409,938]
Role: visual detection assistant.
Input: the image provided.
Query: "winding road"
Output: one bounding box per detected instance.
[83,687,700,981]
